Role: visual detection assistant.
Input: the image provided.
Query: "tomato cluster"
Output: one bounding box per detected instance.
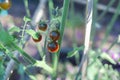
[47,30,60,53]
[32,22,47,43]
[31,13,60,53]
[47,29,60,53]
[31,21,60,53]
[46,9,61,53]
[32,23,47,42]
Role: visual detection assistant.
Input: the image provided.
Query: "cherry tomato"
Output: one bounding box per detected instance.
[38,22,47,31]
[49,30,60,41]
[32,33,42,42]
[47,41,59,53]
[0,0,11,10]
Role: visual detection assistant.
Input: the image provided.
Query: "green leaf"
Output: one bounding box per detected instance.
[26,29,36,36]
[29,75,37,80]
[100,52,116,64]
[23,16,31,22]
[0,43,5,50]
[87,62,98,80]
[26,29,39,39]
[67,46,84,58]
[6,51,20,64]
[34,56,53,74]
[0,23,14,46]
[9,26,21,33]
[0,24,36,64]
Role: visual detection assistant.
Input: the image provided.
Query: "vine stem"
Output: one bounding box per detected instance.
[100,1,120,48]
[75,0,93,80]
[21,21,27,45]
[52,0,70,79]
[23,0,31,17]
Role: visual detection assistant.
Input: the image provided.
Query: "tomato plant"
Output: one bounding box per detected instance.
[0,0,120,80]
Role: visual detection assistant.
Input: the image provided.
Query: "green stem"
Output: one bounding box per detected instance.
[23,0,31,17]
[90,0,98,47]
[52,53,58,79]
[58,0,70,55]
[107,37,118,51]
[34,60,53,74]
[52,0,70,79]
[12,43,36,64]
[48,0,54,19]
[97,0,115,21]
[5,48,37,80]
[101,1,120,48]
[21,21,27,45]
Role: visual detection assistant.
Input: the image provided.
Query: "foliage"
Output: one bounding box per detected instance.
[0,0,120,80]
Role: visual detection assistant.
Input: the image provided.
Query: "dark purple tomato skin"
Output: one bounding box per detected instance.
[49,30,60,41]
[47,41,59,53]
[38,23,47,31]
[32,33,42,42]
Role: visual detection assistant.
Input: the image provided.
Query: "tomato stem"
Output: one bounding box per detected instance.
[52,0,70,79]
[23,0,31,17]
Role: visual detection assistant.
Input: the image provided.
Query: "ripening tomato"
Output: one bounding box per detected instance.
[0,0,11,10]
[32,33,42,42]
[49,30,60,41]
[38,22,47,31]
[47,41,59,53]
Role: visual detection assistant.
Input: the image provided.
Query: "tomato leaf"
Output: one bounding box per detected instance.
[26,29,39,39]
[0,23,14,46]
[67,46,84,58]
[100,52,116,64]
[9,26,21,33]
[34,56,53,74]
[26,29,36,36]
[0,24,36,64]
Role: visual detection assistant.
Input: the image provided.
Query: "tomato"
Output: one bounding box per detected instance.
[38,22,47,31]
[49,30,60,41]
[47,41,59,53]
[32,33,42,42]
[0,0,11,10]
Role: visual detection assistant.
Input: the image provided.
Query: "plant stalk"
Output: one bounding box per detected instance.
[23,0,31,17]
[100,1,120,48]
[75,0,93,80]
[52,0,70,79]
